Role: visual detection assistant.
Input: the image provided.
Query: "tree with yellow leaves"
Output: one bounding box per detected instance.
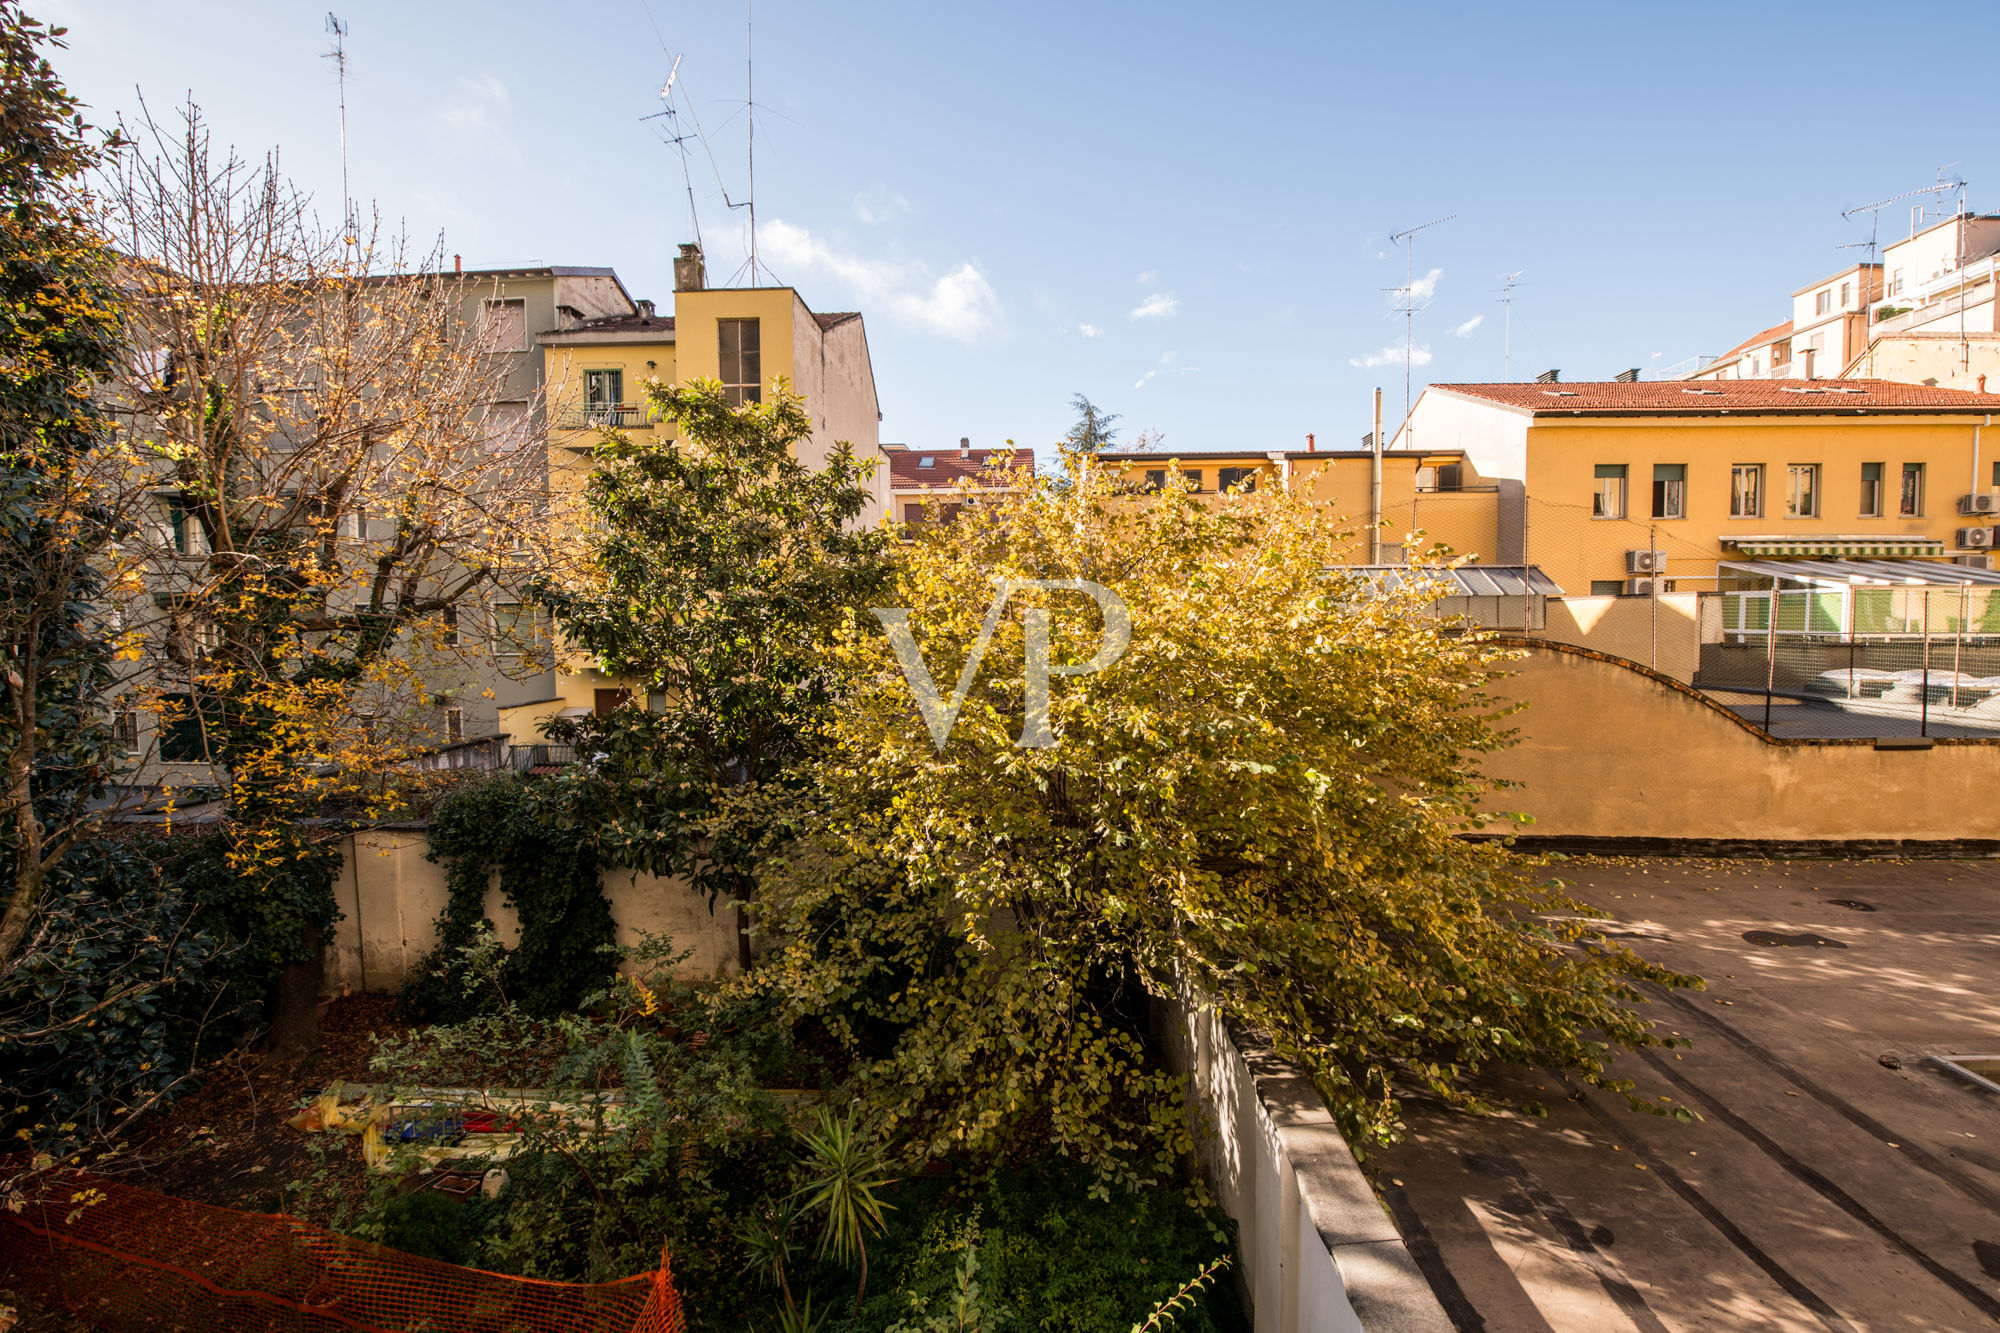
[752,450,1697,1189]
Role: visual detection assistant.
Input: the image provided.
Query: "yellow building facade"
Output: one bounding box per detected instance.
[499,245,886,744]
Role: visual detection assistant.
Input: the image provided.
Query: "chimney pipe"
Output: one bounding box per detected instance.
[1981,374,1989,394]
[453,254,461,274]
[1536,369,1560,383]
[1801,346,1817,380]
[637,299,655,318]
[674,243,706,293]
[1306,432,1316,452]
[959,437,970,458]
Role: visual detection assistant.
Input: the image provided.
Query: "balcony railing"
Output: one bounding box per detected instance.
[557,403,651,430]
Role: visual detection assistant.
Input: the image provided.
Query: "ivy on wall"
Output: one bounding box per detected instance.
[411,777,618,1020]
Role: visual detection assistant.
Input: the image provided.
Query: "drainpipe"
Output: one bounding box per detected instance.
[1369,389,1383,563]
[1974,413,1991,498]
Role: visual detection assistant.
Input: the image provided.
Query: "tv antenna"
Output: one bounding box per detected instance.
[1840,175,1967,374]
[1496,270,1526,378]
[323,13,354,249]
[1387,213,1454,425]
[640,54,704,251]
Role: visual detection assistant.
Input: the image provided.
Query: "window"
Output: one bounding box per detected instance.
[112,710,140,758]
[440,603,460,647]
[1730,464,1764,518]
[1590,580,1624,596]
[1815,289,1832,316]
[1891,268,1904,296]
[1860,462,1884,517]
[1592,464,1627,519]
[1771,337,1791,366]
[584,369,623,422]
[445,707,463,744]
[916,456,936,469]
[157,692,209,763]
[1218,467,1258,493]
[1991,459,1999,489]
[482,401,528,451]
[1840,281,1852,306]
[1144,469,1168,492]
[159,497,205,556]
[1900,463,1924,517]
[594,688,633,716]
[718,318,761,406]
[480,299,527,353]
[1651,464,1686,519]
[1182,469,1203,493]
[1785,464,1819,518]
[492,601,547,657]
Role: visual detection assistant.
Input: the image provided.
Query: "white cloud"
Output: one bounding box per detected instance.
[1134,370,1159,389]
[1449,315,1483,338]
[1078,323,1102,338]
[761,219,1000,341]
[1134,351,1195,389]
[1407,267,1443,305]
[1137,270,1157,284]
[1131,292,1178,320]
[1349,343,1433,369]
[852,192,909,224]
[438,74,516,159]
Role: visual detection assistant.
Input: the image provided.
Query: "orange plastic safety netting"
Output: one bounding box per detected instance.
[0,1166,686,1333]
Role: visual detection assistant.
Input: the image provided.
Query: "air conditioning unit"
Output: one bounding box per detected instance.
[1956,552,1997,569]
[1626,549,1667,574]
[1956,526,1995,549]
[1959,493,1999,515]
[1625,577,1661,596]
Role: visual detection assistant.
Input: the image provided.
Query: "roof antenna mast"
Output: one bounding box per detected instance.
[1496,270,1526,379]
[1840,176,1967,375]
[745,0,757,283]
[324,12,353,250]
[1387,213,1455,427]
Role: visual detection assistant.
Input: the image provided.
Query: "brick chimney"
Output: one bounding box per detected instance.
[673,243,705,293]
[1307,432,1316,452]
[637,299,655,318]
[959,437,971,458]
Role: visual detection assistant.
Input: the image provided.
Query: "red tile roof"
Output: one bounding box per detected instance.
[1429,379,2000,416]
[887,448,1035,489]
[1717,319,1794,361]
[814,311,862,330]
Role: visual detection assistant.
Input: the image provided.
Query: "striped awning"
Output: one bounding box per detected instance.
[1719,558,2000,588]
[1724,534,1947,558]
[1346,564,1565,597]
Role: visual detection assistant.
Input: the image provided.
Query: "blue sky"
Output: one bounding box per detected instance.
[46,0,1999,461]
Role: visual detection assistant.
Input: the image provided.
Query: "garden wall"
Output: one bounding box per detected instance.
[1154,987,1452,1333]
[1483,641,2000,845]
[323,828,743,994]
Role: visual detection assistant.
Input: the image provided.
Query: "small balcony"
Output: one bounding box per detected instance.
[556,403,651,430]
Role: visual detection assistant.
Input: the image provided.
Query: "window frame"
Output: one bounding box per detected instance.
[1730,464,1764,518]
[1217,466,1259,493]
[584,368,624,415]
[480,298,528,353]
[1859,462,1884,518]
[718,318,762,407]
[1785,464,1820,519]
[1592,464,1628,520]
[1900,463,1924,517]
[1181,469,1203,493]
[1651,463,1686,520]
[1815,289,1832,316]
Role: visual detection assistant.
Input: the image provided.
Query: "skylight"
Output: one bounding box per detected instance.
[917,456,936,468]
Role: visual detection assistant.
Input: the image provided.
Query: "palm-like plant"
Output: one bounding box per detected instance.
[791,1102,897,1315]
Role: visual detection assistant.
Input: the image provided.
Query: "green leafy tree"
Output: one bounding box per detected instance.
[539,378,893,970]
[1064,394,1119,454]
[0,4,129,966]
[753,450,1697,1188]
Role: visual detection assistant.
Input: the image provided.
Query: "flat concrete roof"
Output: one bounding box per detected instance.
[1377,856,2000,1330]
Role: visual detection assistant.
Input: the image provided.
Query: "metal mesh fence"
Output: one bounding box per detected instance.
[0,1163,687,1333]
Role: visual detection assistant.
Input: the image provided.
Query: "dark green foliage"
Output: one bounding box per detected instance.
[410,775,618,1020]
[1064,394,1120,453]
[0,826,340,1153]
[833,1164,1241,1333]
[377,1188,502,1267]
[0,0,130,965]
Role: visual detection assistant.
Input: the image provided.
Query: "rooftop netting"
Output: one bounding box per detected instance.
[0,1165,686,1333]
